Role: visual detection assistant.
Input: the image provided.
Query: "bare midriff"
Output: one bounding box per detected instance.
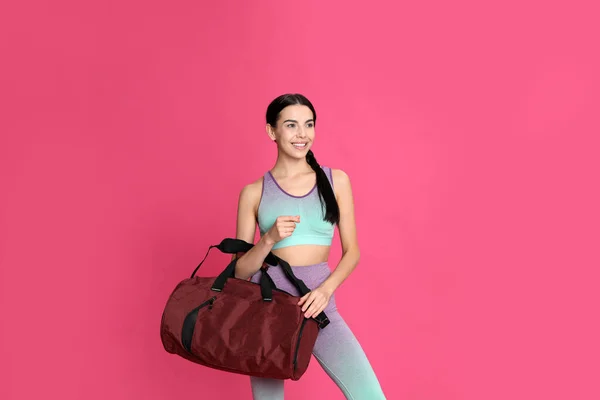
[270,244,331,267]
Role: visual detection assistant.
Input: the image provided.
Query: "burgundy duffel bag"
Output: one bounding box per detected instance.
[160,238,330,380]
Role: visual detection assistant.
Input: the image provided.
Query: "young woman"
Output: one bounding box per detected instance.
[233,94,386,399]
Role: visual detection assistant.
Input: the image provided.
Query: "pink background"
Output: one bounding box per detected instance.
[1,1,599,399]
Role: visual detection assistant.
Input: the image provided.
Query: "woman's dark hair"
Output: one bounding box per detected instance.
[266,93,340,225]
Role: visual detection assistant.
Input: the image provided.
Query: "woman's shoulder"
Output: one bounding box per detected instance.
[238,174,265,205]
[328,167,351,186]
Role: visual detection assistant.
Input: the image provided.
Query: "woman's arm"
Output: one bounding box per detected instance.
[298,169,361,318]
[232,180,276,280]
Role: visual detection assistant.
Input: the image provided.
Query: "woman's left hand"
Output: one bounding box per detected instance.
[298,286,333,319]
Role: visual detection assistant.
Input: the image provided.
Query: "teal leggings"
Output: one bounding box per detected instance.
[249,262,386,400]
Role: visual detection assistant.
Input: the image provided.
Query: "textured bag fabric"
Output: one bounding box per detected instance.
[160,238,330,380]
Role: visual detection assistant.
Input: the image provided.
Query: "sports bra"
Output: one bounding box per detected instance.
[257,166,335,250]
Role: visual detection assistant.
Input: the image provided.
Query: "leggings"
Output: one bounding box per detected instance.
[249,262,386,400]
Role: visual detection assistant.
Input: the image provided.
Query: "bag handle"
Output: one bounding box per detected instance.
[190,238,330,329]
[188,240,277,302]
[208,256,277,301]
[209,238,317,299]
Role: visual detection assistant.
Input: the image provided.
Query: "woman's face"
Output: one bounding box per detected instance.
[267,104,315,159]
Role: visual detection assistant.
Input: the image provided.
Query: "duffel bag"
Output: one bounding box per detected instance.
[160,238,330,380]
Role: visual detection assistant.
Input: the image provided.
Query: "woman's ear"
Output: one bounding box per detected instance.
[266,124,276,142]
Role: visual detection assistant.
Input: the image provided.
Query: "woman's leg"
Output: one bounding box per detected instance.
[249,264,385,399]
[249,376,284,400]
[311,307,386,399]
[249,309,386,400]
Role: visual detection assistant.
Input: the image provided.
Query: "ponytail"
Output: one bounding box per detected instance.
[306,150,340,225]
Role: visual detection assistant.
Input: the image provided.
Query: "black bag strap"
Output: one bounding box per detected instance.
[213,238,315,295]
[189,241,277,301]
[190,238,330,329]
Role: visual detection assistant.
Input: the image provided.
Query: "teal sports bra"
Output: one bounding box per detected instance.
[257,166,335,250]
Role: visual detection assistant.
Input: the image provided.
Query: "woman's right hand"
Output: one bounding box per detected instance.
[265,215,300,244]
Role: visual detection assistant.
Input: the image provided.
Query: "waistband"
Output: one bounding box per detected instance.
[290,261,329,269]
[266,261,329,269]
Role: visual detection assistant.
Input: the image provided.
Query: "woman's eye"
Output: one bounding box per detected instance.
[287,124,295,128]
[307,123,314,128]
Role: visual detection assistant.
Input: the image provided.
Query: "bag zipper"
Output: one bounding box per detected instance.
[292,318,308,371]
[181,296,217,352]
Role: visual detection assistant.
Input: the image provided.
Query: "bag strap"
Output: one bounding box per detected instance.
[190,238,330,329]
[214,239,313,295]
